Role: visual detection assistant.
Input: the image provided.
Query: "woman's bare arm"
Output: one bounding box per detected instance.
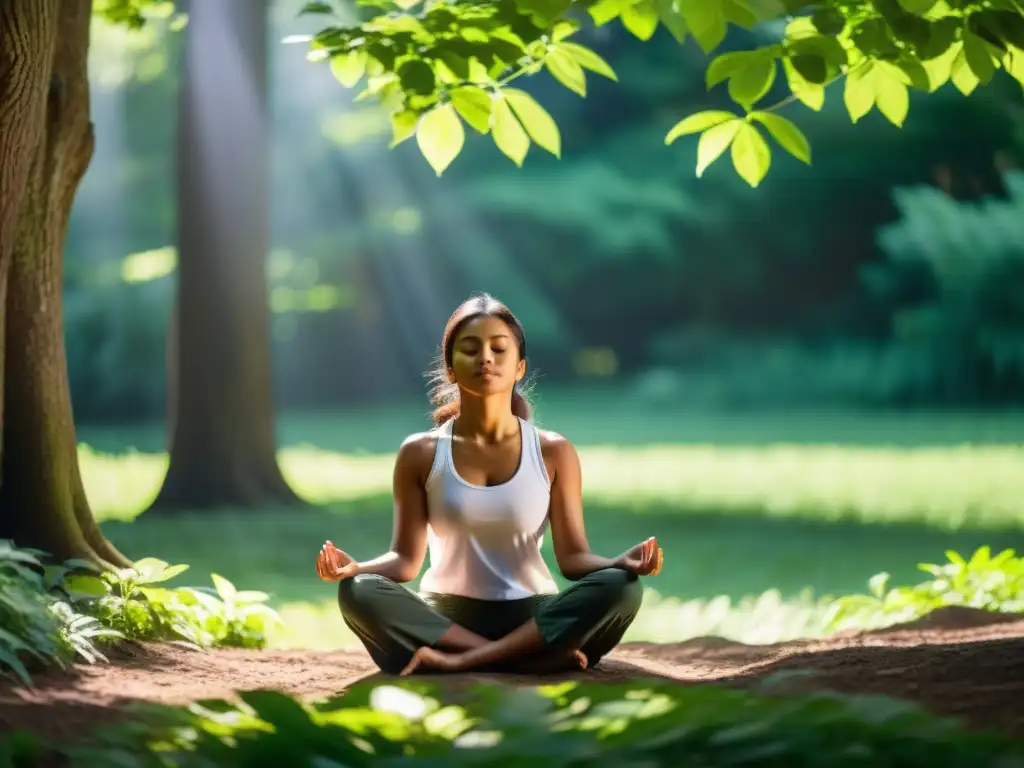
[544,434,623,581]
[352,433,433,583]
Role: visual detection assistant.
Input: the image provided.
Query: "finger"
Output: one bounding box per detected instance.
[336,563,357,580]
[573,650,588,670]
[642,541,655,572]
[655,547,664,575]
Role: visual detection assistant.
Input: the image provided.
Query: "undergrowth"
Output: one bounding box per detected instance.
[828,546,1024,631]
[46,678,1024,767]
[0,541,280,687]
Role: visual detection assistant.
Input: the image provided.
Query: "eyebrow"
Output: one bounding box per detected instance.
[458,333,510,341]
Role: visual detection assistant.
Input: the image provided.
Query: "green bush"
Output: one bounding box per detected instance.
[61,679,1024,767]
[868,171,1024,403]
[0,541,119,685]
[827,546,1024,632]
[0,542,281,686]
[64,558,281,650]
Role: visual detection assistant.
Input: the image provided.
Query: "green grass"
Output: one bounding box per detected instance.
[80,402,1024,651]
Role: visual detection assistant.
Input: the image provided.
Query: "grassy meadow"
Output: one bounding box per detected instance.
[78,392,1024,651]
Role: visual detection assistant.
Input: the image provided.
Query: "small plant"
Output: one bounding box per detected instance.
[827,546,1024,632]
[0,542,281,687]
[0,541,118,685]
[62,558,281,650]
[60,678,1024,767]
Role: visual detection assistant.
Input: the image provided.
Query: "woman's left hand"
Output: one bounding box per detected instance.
[400,647,468,676]
[618,536,663,576]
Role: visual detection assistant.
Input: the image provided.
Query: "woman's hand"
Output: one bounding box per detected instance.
[316,540,359,582]
[400,647,469,676]
[617,536,663,576]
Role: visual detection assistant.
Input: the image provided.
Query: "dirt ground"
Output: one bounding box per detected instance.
[2,607,1023,750]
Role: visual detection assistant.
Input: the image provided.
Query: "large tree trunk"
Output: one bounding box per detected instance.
[147,0,303,510]
[0,0,129,568]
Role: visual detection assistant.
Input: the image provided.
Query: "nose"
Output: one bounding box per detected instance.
[481,346,495,363]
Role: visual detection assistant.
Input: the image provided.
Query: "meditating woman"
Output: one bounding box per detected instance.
[315,293,663,675]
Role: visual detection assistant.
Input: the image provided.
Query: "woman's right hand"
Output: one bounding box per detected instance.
[316,540,359,582]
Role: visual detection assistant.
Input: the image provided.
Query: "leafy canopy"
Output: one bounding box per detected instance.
[291,0,1024,186]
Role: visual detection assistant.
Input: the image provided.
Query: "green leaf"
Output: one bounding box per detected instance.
[811,8,846,35]
[211,574,237,601]
[897,0,936,12]
[621,0,659,40]
[1005,48,1024,86]
[962,31,996,84]
[843,63,876,123]
[731,122,771,187]
[63,574,109,598]
[678,0,727,54]
[789,53,828,85]
[868,571,891,599]
[727,52,776,109]
[875,76,909,127]
[299,2,334,15]
[665,109,737,144]
[545,47,587,96]
[588,0,630,26]
[398,59,436,96]
[750,112,810,164]
[950,46,980,95]
[416,104,465,176]
[695,118,744,176]
[723,0,759,30]
[504,89,561,157]
[329,51,366,88]
[783,58,825,111]
[491,98,531,166]
[390,110,419,147]
[557,42,617,81]
[653,0,690,43]
[450,86,493,134]
[706,51,747,88]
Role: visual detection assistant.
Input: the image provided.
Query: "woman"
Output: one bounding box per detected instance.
[315,293,663,676]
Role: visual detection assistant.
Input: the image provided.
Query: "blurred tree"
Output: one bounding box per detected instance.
[146,0,304,510]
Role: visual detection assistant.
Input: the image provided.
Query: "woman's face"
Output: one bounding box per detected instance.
[449,315,526,396]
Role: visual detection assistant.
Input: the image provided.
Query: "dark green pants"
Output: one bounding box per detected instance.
[338,568,643,675]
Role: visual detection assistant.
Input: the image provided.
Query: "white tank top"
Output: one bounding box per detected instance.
[419,418,559,600]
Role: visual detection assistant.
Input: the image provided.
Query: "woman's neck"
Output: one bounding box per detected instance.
[454,396,518,442]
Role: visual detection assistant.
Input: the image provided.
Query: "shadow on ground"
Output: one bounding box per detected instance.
[2,608,1022,749]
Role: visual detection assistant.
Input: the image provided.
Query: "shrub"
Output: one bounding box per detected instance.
[827,546,1024,632]
[0,542,281,686]
[63,558,281,651]
[0,541,118,685]
[61,679,1024,767]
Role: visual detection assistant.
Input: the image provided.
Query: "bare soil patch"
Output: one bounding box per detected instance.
[2,607,1022,748]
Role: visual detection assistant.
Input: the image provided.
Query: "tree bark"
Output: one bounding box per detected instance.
[0,0,130,567]
[147,0,303,511]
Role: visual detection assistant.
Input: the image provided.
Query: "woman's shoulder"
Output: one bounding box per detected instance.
[395,427,445,469]
[534,426,577,462]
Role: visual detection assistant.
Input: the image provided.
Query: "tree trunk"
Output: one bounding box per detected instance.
[0,0,129,568]
[147,0,303,511]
